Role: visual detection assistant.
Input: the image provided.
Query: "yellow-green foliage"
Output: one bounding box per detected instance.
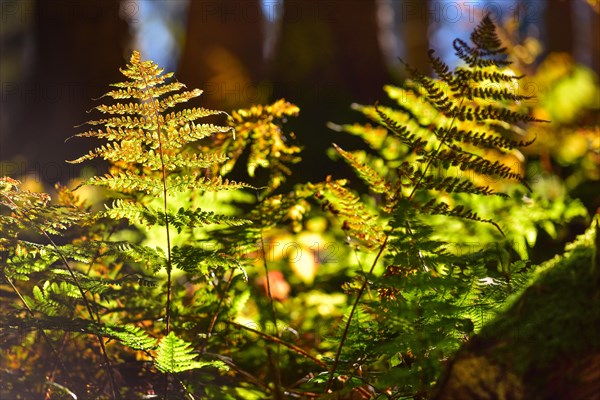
[0,15,594,400]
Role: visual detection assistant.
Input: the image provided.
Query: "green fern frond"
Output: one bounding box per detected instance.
[97,323,157,351]
[171,245,242,275]
[25,282,78,316]
[104,200,251,232]
[105,241,168,272]
[155,331,226,374]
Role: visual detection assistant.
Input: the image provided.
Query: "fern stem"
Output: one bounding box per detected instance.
[202,271,234,352]
[257,203,283,399]
[137,66,175,400]
[326,98,467,392]
[325,234,389,392]
[3,275,73,395]
[139,71,173,335]
[1,192,119,400]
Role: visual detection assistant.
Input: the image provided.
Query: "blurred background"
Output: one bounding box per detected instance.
[0,0,598,210]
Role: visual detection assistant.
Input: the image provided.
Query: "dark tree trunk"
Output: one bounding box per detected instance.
[545,0,573,55]
[270,0,391,184]
[271,0,389,103]
[398,0,430,74]
[2,0,130,184]
[177,0,266,111]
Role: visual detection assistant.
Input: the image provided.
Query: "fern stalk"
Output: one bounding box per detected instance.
[325,93,468,394]
[140,69,174,335]
[202,271,234,352]
[257,207,283,399]
[325,235,389,392]
[4,275,73,396]
[0,192,119,399]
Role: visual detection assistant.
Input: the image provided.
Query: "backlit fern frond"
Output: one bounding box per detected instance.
[332,143,392,195]
[332,14,544,230]
[68,50,237,194]
[103,199,251,232]
[0,178,87,245]
[208,99,301,194]
[155,331,226,374]
[313,177,386,249]
[324,15,547,397]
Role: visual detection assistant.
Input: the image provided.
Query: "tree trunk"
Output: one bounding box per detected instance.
[177,0,266,111]
[2,0,130,183]
[270,0,391,184]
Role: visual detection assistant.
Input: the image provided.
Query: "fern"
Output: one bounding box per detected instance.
[207,99,302,195]
[67,50,250,337]
[323,14,547,396]
[155,332,226,374]
[1,15,589,400]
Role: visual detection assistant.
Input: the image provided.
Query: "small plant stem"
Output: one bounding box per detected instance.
[140,71,173,335]
[326,100,464,393]
[257,212,283,399]
[2,193,119,399]
[138,68,174,400]
[325,235,388,391]
[229,321,327,368]
[202,271,234,352]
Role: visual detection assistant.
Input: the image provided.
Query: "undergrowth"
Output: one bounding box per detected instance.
[0,15,593,400]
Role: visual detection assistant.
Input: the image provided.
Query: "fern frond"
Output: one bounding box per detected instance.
[210,99,301,193]
[155,331,226,373]
[437,127,535,151]
[333,144,392,194]
[104,200,251,232]
[416,174,507,197]
[97,323,157,351]
[428,147,524,182]
[105,241,168,272]
[171,245,242,275]
[417,199,503,234]
[375,107,430,153]
[84,172,161,195]
[166,174,253,193]
[167,208,251,232]
[5,244,60,280]
[314,178,386,249]
[25,282,78,316]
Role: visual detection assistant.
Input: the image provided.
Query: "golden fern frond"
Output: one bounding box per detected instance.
[84,172,161,195]
[332,143,392,194]
[166,175,253,193]
[69,50,234,186]
[208,99,301,194]
[314,177,386,249]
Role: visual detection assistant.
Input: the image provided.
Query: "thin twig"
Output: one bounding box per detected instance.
[229,321,327,368]
[201,271,234,352]
[1,192,119,399]
[325,99,466,393]
[140,70,173,336]
[256,191,283,399]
